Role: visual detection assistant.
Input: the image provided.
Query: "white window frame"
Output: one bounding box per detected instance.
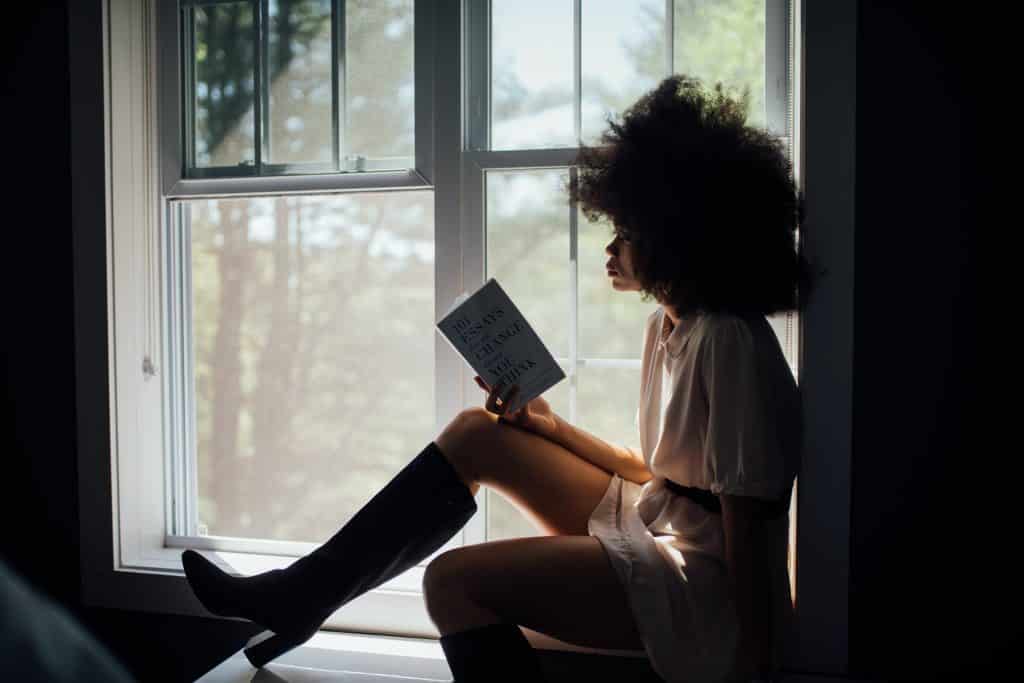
[71,0,857,672]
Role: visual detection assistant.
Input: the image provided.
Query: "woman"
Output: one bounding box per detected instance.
[182,74,816,683]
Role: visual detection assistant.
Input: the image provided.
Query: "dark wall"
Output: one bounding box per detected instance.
[850,2,992,682]
[0,1,990,682]
[1,1,77,605]
[0,3,263,681]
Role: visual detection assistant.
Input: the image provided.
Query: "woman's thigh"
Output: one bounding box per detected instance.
[435,408,614,537]
[424,535,645,652]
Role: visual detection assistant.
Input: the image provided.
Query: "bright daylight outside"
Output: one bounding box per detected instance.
[182,0,784,551]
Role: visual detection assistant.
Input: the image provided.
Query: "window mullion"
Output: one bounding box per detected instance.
[331,0,341,172]
[465,0,490,151]
[255,0,267,172]
[572,0,581,146]
[569,167,579,425]
[464,147,579,169]
[665,0,674,75]
[182,5,197,173]
[337,0,349,170]
[765,0,790,137]
[485,0,492,150]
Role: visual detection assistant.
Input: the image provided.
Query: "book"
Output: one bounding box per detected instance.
[436,278,566,416]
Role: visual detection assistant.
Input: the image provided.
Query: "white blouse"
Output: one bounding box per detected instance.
[587,305,801,683]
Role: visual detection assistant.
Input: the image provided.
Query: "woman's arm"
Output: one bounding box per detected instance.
[548,414,653,485]
[720,492,777,680]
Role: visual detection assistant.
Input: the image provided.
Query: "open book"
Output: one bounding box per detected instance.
[436,278,566,415]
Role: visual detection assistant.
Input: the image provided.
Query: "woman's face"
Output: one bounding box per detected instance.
[605,234,641,292]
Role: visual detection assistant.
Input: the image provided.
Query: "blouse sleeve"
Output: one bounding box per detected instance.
[699,316,788,501]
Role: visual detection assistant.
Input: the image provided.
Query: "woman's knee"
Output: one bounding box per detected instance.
[422,548,459,595]
[422,549,471,620]
[435,408,497,492]
[436,408,496,461]
[451,406,498,438]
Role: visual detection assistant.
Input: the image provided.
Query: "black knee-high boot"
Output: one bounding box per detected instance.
[440,621,548,682]
[181,441,478,668]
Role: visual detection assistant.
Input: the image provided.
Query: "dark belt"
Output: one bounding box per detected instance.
[664,479,722,514]
[664,478,791,519]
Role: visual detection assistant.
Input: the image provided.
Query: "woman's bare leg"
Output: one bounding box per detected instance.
[426,408,643,649]
[425,535,645,651]
[433,407,614,537]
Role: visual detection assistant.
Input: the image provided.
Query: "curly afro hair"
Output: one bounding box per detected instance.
[569,74,817,317]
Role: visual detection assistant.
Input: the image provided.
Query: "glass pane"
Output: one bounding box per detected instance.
[345,0,415,168]
[578,210,657,358]
[192,2,256,168]
[491,0,574,150]
[577,365,643,455]
[267,0,333,165]
[581,0,667,145]
[674,0,767,129]
[486,375,570,541]
[188,191,435,543]
[486,170,570,360]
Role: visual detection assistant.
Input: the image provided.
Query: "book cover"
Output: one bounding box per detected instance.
[436,278,566,416]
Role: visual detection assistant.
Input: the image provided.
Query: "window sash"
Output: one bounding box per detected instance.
[160,0,470,559]
[466,0,791,151]
[172,0,420,181]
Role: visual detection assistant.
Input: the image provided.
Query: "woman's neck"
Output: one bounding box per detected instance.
[663,305,680,330]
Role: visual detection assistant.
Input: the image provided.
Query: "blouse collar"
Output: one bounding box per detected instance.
[658,306,699,359]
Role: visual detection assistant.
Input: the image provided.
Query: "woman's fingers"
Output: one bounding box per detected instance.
[485,383,505,414]
[500,385,520,414]
[476,377,522,417]
[484,382,519,415]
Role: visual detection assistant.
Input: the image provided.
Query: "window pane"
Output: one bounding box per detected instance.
[485,170,570,359]
[345,0,415,169]
[490,0,574,150]
[578,210,655,358]
[187,191,434,543]
[192,2,256,168]
[674,0,767,129]
[581,0,666,146]
[267,0,333,165]
[577,365,643,454]
[486,374,570,541]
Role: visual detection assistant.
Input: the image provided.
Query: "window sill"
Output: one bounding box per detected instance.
[196,630,453,682]
[196,628,650,682]
[194,629,875,683]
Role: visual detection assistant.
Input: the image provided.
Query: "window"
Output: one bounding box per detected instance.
[82,0,823,655]
[463,0,800,549]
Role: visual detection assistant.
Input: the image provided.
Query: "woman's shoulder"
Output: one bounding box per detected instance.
[646,306,663,327]
[694,311,758,346]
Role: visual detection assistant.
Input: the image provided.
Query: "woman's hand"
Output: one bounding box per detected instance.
[474,375,558,441]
